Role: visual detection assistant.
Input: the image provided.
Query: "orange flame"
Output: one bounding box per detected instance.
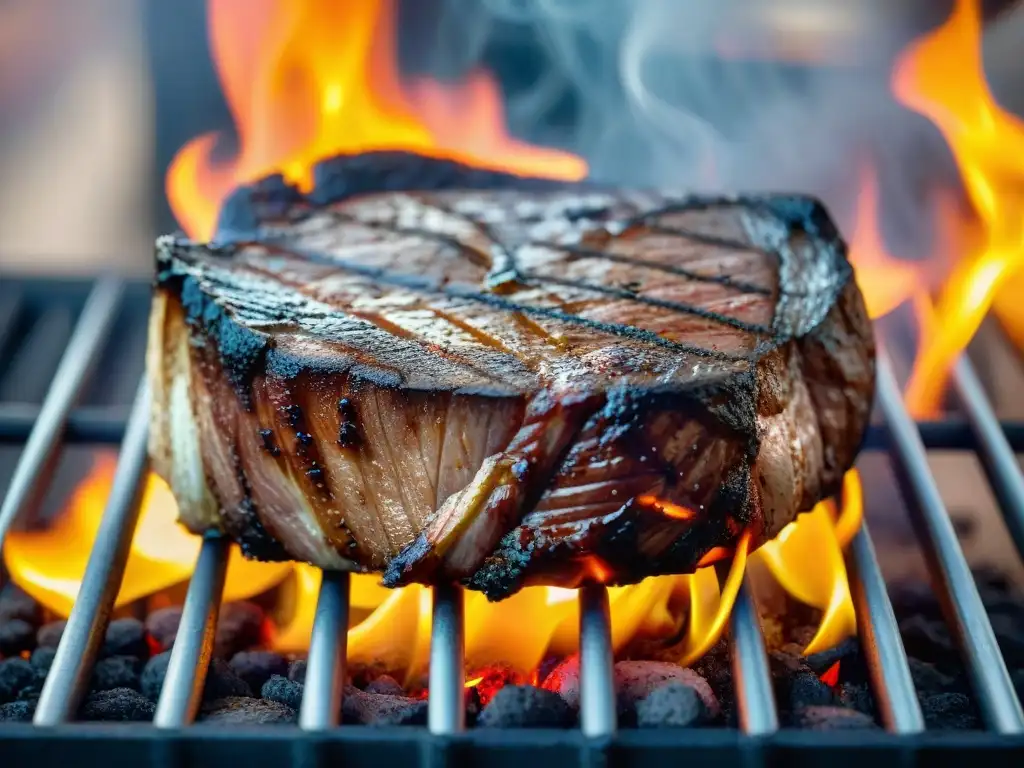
[2,455,861,673]
[166,0,587,242]
[893,0,1024,415]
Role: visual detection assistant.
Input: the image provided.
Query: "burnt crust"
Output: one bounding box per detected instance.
[151,151,874,597]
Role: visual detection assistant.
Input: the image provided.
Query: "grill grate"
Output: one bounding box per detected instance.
[2,276,1024,764]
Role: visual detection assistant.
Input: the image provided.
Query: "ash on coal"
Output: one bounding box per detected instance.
[477,685,574,728]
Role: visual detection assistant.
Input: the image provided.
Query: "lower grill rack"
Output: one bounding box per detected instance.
[1,277,1024,767]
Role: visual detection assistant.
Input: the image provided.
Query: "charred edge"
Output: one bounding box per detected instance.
[653,461,756,573]
[225,497,294,562]
[337,397,361,449]
[224,445,293,562]
[381,391,607,589]
[174,274,267,410]
[213,151,582,241]
[258,428,281,457]
[675,370,760,455]
[463,390,649,599]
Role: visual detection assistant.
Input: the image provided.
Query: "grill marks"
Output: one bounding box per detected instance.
[149,173,873,597]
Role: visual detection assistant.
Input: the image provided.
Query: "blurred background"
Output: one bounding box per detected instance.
[0,0,1021,275]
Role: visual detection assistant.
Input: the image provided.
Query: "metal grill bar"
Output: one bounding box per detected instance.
[428,584,465,734]
[153,537,230,728]
[876,350,1024,733]
[729,579,779,735]
[846,522,925,733]
[4,278,1024,745]
[33,381,150,726]
[0,277,123,546]
[578,584,617,737]
[0,404,128,444]
[299,571,351,730]
[952,357,1024,559]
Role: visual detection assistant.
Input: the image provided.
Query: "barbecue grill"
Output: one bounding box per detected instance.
[1,275,1024,766]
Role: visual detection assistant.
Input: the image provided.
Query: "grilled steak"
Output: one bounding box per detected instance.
[148,152,875,600]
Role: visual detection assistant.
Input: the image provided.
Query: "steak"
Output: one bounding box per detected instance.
[147,151,875,600]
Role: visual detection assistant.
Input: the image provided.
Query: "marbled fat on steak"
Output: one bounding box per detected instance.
[147,152,875,599]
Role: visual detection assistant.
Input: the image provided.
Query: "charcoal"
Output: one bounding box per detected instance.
[262,675,303,710]
[899,615,957,663]
[80,688,155,721]
[341,685,427,726]
[0,700,35,722]
[36,620,66,649]
[636,682,711,728]
[16,684,41,702]
[836,682,874,716]
[140,651,171,701]
[920,692,979,730]
[230,651,287,693]
[768,649,808,676]
[141,655,251,703]
[29,647,55,675]
[0,658,37,704]
[477,685,574,728]
[889,583,944,620]
[0,584,41,626]
[794,705,878,730]
[692,650,734,716]
[989,614,1024,666]
[364,674,404,697]
[907,657,954,695]
[803,638,862,677]
[199,696,296,725]
[288,659,307,684]
[0,618,37,657]
[214,602,265,658]
[92,655,142,692]
[785,671,834,711]
[543,658,719,723]
[145,606,182,651]
[203,659,253,700]
[101,618,148,659]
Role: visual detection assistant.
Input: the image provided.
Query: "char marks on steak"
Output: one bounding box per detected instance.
[147,151,875,599]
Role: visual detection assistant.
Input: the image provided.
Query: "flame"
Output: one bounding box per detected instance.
[2,454,292,617]
[752,470,861,656]
[4,455,861,674]
[846,165,922,322]
[891,0,1024,415]
[166,0,587,242]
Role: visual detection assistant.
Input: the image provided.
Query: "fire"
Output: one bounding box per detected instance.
[3,453,861,676]
[165,0,587,242]
[891,0,1024,415]
[6,0,879,683]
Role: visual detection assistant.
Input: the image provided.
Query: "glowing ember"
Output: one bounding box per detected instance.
[165,0,587,242]
[893,0,1024,415]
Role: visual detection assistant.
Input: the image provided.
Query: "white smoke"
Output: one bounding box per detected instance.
[412,0,996,257]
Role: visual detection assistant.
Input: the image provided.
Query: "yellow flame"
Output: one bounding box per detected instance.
[893,0,1024,415]
[754,470,862,655]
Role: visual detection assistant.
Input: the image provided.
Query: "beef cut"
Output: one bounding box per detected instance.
[147,152,875,599]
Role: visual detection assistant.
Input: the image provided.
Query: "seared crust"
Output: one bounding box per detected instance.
[148,151,875,599]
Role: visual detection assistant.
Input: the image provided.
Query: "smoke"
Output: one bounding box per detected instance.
[410,0,969,254]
